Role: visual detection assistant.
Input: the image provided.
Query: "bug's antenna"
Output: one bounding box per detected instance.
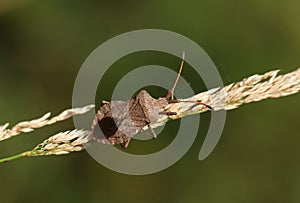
[165,51,214,111]
[166,51,185,100]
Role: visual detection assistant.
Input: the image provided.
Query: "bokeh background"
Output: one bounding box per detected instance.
[0,0,300,202]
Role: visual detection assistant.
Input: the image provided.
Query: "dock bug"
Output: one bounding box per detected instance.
[91,53,212,148]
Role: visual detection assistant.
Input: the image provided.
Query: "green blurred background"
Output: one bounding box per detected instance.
[0,0,300,202]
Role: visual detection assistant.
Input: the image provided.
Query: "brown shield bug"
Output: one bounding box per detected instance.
[91,53,212,148]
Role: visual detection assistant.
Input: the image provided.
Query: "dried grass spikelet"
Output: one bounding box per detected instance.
[24,130,92,156]
[0,105,95,142]
[0,130,93,163]
[147,68,300,129]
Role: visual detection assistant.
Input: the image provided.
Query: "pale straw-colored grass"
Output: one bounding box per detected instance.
[166,68,299,117]
[24,129,92,156]
[0,104,94,142]
[145,68,300,130]
[0,68,299,163]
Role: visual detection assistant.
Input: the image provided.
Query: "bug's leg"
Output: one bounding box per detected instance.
[147,124,157,139]
[121,137,132,148]
[165,52,185,100]
[165,112,177,116]
[169,99,213,110]
[108,137,116,145]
